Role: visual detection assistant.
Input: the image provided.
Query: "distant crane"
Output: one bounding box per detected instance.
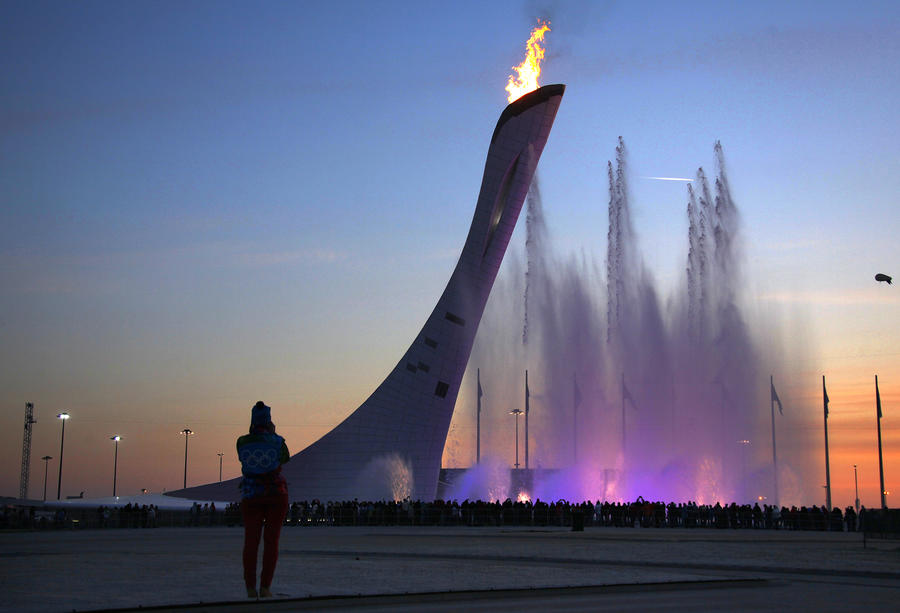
[20,403,36,500]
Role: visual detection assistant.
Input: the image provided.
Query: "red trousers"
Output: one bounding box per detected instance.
[241,493,289,589]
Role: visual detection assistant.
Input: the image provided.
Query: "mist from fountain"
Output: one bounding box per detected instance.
[449,139,816,506]
[354,453,414,502]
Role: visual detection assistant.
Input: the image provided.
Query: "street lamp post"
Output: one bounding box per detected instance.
[56,413,70,500]
[217,452,224,482]
[110,436,121,497]
[854,464,860,514]
[180,428,193,489]
[738,440,750,502]
[41,456,52,502]
[510,409,523,469]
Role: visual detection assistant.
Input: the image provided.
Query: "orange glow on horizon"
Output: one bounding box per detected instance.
[505,20,551,103]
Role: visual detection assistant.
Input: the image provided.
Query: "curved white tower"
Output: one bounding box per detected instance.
[173,84,565,502]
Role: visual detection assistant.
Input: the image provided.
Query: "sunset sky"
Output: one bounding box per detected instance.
[2,1,898,507]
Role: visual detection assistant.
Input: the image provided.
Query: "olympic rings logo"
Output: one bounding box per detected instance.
[239,447,278,470]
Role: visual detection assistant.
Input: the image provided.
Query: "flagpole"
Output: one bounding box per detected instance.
[572,373,578,466]
[670,374,675,455]
[876,375,886,510]
[621,372,626,455]
[771,375,779,506]
[719,381,727,479]
[823,375,831,512]
[476,368,481,466]
[524,369,529,471]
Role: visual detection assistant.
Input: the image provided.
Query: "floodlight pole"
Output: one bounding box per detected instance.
[56,413,70,500]
[181,428,193,489]
[510,409,523,469]
[41,456,52,502]
[738,440,751,501]
[111,436,121,496]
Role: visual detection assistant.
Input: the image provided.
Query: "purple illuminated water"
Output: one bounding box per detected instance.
[450,140,814,506]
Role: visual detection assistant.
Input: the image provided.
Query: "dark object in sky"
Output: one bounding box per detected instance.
[875,273,892,284]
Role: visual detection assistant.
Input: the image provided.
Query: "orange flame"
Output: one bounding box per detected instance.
[505,20,551,103]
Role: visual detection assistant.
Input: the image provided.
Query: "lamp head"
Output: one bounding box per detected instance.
[57,412,70,420]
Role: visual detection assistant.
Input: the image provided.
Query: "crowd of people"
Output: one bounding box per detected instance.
[221,497,867,532]
[94,503,160,528]
[1,496,888,533]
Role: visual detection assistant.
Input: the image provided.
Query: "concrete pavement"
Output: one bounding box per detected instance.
[2,525,898,612]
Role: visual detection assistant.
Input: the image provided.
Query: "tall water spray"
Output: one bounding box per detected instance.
[453,139,812,506]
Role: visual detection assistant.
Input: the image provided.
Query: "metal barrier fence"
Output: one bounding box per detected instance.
[0,506,228,530]
[4,501,896,534]
[862,508,900,539]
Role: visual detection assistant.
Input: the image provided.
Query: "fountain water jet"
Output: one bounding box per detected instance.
[455,139,816,506]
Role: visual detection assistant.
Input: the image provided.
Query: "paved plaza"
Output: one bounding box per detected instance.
[3,526,899,612]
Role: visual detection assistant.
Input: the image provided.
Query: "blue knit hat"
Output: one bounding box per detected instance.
[251,401,271,427]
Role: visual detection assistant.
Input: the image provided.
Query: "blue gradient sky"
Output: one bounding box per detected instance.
[2,1,898,504]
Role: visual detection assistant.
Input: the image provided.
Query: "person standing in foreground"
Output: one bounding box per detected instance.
[238,401,290,598]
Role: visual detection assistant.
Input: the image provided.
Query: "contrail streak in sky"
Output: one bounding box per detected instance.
[642,176,694,182]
